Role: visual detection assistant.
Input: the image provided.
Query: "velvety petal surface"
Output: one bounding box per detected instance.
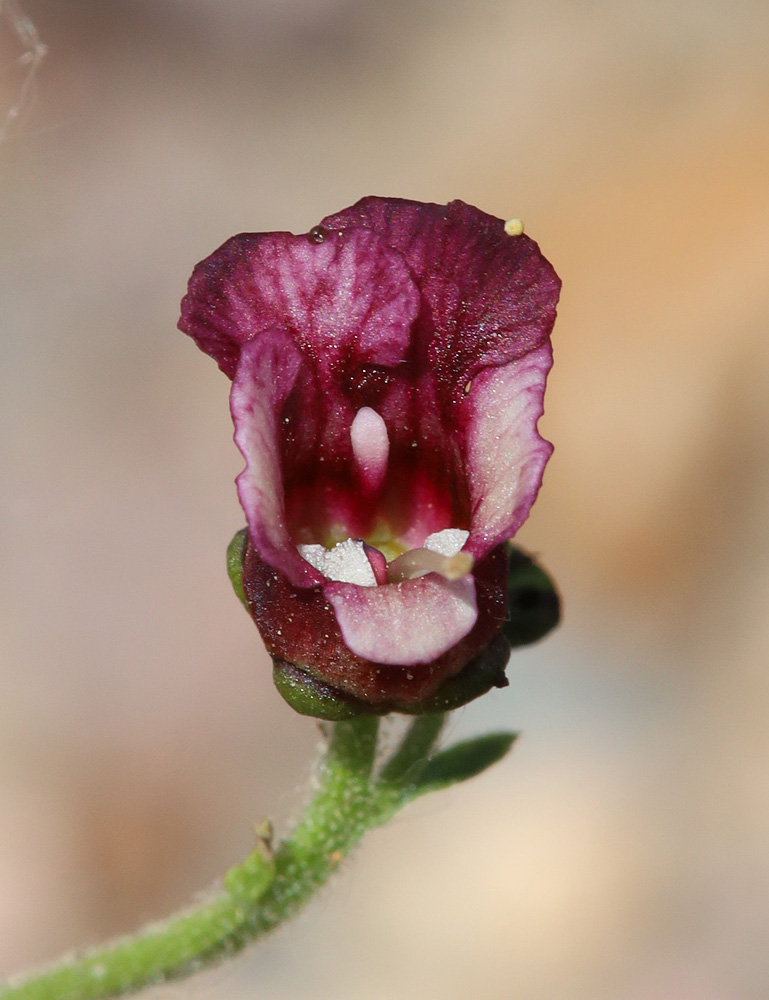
[321,197,561,395]
[179,226,420,380]
[320,197,560,551]
[230,334,319,587]
[323,573,478,665]
[462,341,554,558]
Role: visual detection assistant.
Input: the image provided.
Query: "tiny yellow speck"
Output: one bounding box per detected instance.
[504,218,524,236]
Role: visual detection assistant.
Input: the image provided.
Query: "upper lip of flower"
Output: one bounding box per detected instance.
[179,197,560,668]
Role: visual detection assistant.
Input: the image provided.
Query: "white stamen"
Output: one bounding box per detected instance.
[504,218,524,236]
[350,406,389,493]
[387,529,473,584]
[423,528,470,558]
[298,539,377,587]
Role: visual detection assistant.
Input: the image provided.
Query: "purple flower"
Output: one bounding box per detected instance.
[179,198,560,710]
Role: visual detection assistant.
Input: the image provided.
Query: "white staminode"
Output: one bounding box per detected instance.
[387,529,472,583]
[298,538,377,587]
[350,406,389,492]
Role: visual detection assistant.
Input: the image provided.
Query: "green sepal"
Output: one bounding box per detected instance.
[407,731,518,799]
[503,544,560,647]
[272,635,512,721]
[272,659,381,721]
[227,527,250,611]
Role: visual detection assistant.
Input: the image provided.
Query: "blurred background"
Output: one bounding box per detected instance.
[1,1,768,997]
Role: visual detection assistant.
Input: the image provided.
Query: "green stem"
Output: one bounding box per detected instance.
[0,716,384,1000]
[373,713,445,821]
[243,715,382,937]
[0,709,505,1000]
[0,706,525,1000]
[379,713,446,785]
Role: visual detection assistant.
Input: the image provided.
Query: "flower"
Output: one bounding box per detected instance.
[179,197,560,713]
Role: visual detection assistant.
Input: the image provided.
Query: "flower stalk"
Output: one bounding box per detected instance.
[0,713,518,1000]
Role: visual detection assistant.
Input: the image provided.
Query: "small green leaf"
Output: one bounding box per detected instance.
[227,527,249,610]
[408,731,518,798]
[223,832,276,908]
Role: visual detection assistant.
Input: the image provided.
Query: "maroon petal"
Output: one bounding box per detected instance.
[180,198,560,711]
[322,197,559,555]
[179,226,420,380]
[321,197,561,395]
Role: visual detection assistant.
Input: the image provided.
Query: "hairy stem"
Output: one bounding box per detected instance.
[1,716,385,1000]
[0,709,524,1000]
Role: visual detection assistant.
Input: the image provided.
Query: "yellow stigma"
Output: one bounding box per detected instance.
[504,218,524,236]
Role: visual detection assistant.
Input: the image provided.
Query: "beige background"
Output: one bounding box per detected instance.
[1,1,768,997]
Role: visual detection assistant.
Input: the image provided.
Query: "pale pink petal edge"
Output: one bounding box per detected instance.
[465,341,554,559]
[231,336,321,588]
[324,574,478,665]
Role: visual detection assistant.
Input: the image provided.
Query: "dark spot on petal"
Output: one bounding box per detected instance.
[308,225,328,244]
[344,363,393,408]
